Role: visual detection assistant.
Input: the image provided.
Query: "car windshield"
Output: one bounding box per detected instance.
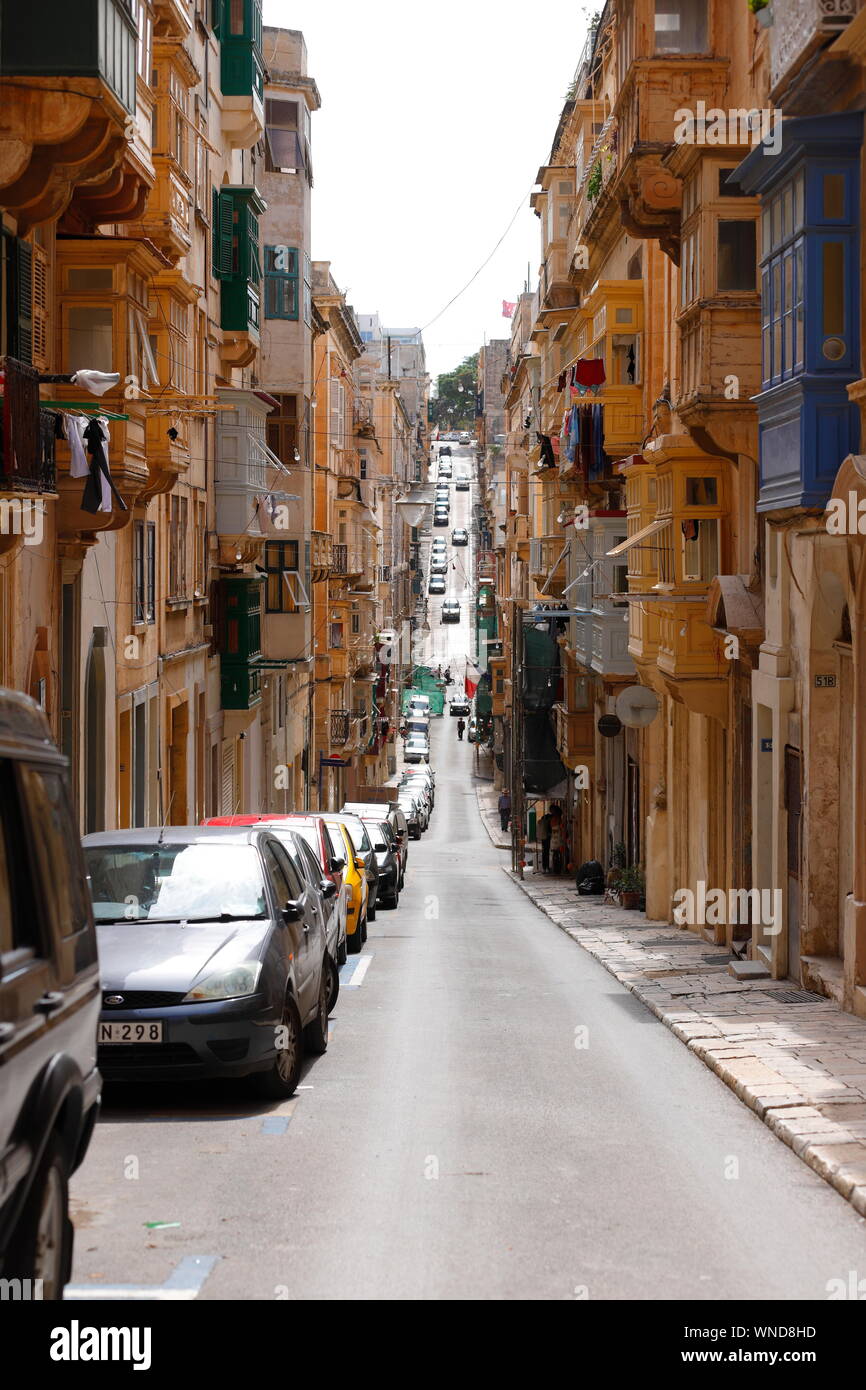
[85,843,268,923]
[339,819,371,853]
[325,825,347,862]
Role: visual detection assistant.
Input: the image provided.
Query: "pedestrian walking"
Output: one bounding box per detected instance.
[498,789,512,832]
[550,806,563,875]
[457,718,465,741]
[537,809,552,873]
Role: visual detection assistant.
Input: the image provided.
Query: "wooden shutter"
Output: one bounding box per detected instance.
[212,189,233,278]
[31,242,48,370]
[15,239,33,365]
[221,741,235,814]
[247,205,260,284]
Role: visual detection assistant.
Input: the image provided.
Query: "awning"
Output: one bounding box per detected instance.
[606,518,670,557]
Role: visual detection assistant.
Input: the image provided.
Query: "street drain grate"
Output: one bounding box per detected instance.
[700,954,732,966]
[760,989,827,1005]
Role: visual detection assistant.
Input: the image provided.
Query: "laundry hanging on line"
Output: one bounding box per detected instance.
[57,413,127,515]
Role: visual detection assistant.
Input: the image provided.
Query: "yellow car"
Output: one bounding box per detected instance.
[323,818,368,954]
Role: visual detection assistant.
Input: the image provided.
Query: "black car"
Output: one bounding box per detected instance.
[83,826,330,1098]
[449,696,471,717]
[0,690,101,1299]
[358,817,401,909]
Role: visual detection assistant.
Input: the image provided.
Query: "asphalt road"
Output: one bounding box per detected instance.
[67,450,866,1301]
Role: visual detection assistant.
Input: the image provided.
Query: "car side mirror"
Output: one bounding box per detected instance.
[320,879,337,900]
[282,900,304,924]
[355,856,366,872]
[330,856,345,872]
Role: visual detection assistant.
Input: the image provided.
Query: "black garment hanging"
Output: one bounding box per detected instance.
[537,433,556,470]
[81,418,127,515]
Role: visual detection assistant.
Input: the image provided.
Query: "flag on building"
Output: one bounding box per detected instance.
[502,300,516,319]
[465,659,481,699]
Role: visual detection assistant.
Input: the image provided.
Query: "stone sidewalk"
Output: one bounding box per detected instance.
[494,851,866,1217]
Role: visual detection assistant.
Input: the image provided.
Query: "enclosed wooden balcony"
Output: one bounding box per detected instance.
[552,702,594,767]
[0,0,139,234]
[529,536,568,598]
[311,530,333,581]
[770,0,864,109]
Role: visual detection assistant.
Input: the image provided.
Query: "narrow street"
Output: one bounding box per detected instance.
[67,461,866,1301]
[68,711,866,1301]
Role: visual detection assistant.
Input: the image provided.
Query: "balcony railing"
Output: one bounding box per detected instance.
[771,0,863,95]
[330,710,352,745]
[332,543,348,575]
[0,359,56,494]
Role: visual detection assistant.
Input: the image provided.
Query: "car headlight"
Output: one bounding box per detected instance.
[183,960,263,1002]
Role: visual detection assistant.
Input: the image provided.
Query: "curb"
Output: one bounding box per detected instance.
[474,782,510,850]
[506,867,866,1218]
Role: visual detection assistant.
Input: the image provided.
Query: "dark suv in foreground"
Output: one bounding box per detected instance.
[0,689,101,1299]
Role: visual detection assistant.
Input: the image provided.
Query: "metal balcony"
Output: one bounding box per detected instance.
[0,359,57,495]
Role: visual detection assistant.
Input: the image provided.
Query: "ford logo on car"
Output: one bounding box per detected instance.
[104,995,125,1006]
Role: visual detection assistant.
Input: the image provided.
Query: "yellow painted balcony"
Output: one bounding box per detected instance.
[329,648,349,681]
[552,702,594,767]
[529,536,569,599]
[656,603,728,720]
[311,530,333,581]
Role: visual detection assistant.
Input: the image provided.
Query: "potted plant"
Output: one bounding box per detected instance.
[619,864,644,909]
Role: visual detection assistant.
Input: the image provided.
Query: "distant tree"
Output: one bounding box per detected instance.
[429,353,478,431]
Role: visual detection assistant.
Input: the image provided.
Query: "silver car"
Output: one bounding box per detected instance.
[83,826,330,1098]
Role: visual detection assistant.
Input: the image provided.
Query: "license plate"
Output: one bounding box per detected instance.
[98,1021,164,1044]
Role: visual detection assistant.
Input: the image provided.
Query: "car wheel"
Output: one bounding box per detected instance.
[361,911,368,944]
[325,954,340,1013]
[338,936,348,966]
[368,897,377,922]
[253,995,303,1099]
[387,891,400,910]
[6,1133,71,1300]
[347,920,363,955]
[304,965,330,1055]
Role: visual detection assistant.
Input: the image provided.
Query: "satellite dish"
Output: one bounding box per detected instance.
[616,685,660,729]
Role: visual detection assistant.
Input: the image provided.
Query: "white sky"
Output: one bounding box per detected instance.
[263,0,595,383]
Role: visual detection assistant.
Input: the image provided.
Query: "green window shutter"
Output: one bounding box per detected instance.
[247,207,260,284]
[212,189,234,278]
[15,239,33,365]
[263,245,299,320]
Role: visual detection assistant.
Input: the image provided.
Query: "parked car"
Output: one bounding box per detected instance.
[456,479,470,492]
[399,775,433,821]
[449,696,471,717]
[430,559,448,576]
[0,690,101,1300]
[452,528,469,546]
[355,818,401,909]
[404,734,431,764]
[343,802,408,887]
[459,431,472,444]
[442,600,461,623]
[431,537,447,550]
[406,695,431,715]
[404,715,431,738]
[467,717,478,743]
[84,826,330,1098]
[434,510,449,527]
[396,793,423,840]
[203,814,346,1011]
[429,576,446,595]
[327,814,380,923]
[321,818,368,953]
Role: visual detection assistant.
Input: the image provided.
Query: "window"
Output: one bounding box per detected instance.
[263,245,299,319]
[329,377,346,451]
[134,521,145,623]
[685,476,718,506]
[264,540,300,613]
[19,766,91,941]
[717,220,757,293]
[266,393,298,465]
[330,622,344,649]
[194,500,206,597]
[761,173,806,385]
[169,495,188,598]
[681,518,719,583]
[680,228,700,308]
[67,306,113,373]
[128,303,159,392]
[265,98,300,173]
[132,0,152,82]
[351,612,360,635]
[612,334,639,384]
[654,0,708,54]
